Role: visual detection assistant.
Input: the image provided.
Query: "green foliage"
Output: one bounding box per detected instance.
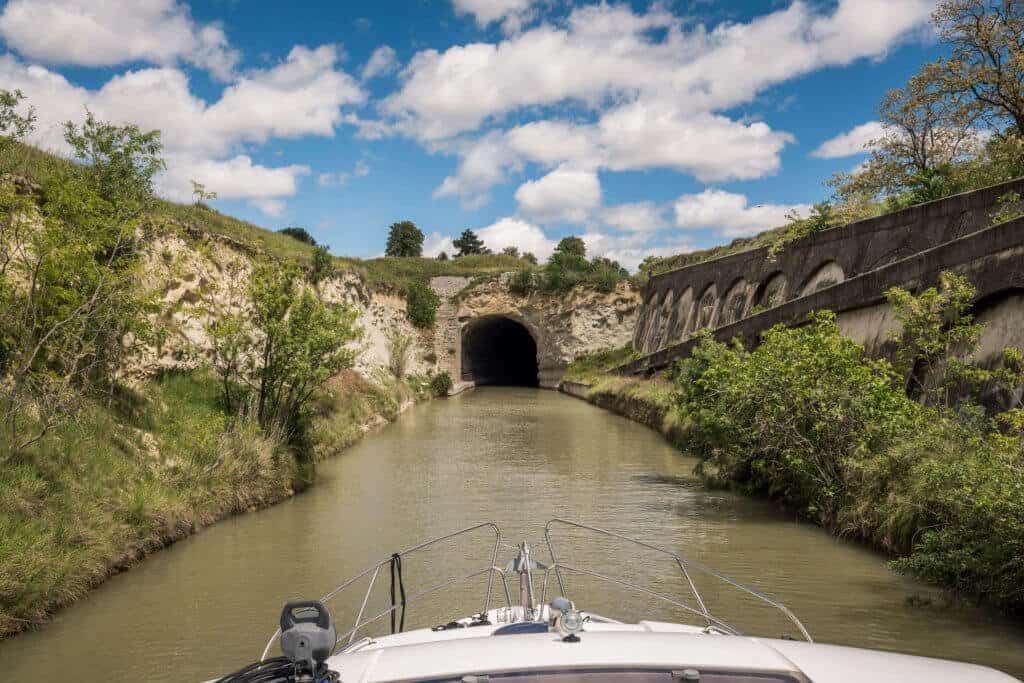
[563,345,640,383]
[538,236,629,293]
[885,272,985,406]
[0,89,35,161]
[63,110,164,223]
[385,327,415,378]
[501,246,519,257]
[453,229,489,256]
[521,251,537,265]
[674,311,918,525]
[385,220,424,257]
[278,226,317,246]
[208,263,361,446]
[405,281,440,328]
[430,371,453,397]
[990,191,1024,225]
[0,112,162,456]
[310,245,332,284]
[508,268,535,295]
[437,251,448,260]
[190,179,217,206]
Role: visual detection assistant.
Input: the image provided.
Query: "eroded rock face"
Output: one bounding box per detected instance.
[129,232,432,379]
[127,232,639,389]
[443,276,641,388]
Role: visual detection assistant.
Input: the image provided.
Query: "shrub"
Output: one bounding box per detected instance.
[405,281,440,328]
[508,269,534,295]
[385,328,415,378]
[310,245,332,284]
[673,311,922,525]
[430,371,453,397]
[278,226,317,246]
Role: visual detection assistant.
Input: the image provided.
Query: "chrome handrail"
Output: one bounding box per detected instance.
[543,518,813,643]
[260,522,506,660]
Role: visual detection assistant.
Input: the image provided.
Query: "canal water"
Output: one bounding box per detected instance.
[2,388,1023,680]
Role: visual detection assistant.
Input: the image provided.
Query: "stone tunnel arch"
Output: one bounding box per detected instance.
[460,315,540,386]
[719,278,750,326]
[694,284,718,330]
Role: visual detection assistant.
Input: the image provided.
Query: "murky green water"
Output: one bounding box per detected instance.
[2,388,1023,680]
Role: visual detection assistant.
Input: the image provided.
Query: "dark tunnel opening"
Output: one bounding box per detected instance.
[461,316,539,387]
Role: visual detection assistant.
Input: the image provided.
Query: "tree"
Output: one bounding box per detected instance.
[831,71,976,204]
[278,226,317,246]
[453,229,489,256]
[931,0,1024,137]
[0,111,161,455]
[437,251,449,261]
[190,179,218,206]
[210,263,361,438]
[522,252,537,265]
[554,236,586,260]
[501,246,520,257]
[385,220,424,257]
[62,110,165,223]
[0,89,35,157]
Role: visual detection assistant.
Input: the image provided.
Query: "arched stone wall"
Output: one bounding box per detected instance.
[694,284,718,330]
[653,289,675,350]
[756,272,788,309]
[800,261,845,297]
[719,278,750,326]
[667,287,694,341]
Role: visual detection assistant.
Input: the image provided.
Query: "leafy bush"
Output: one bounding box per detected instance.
[385,328,415,378]
[405,281,440,328]
[538,237,629,293]
[674,311,920,525]
[310,245,332,284]
[508,268,534,295]
[278,226,317,246]
[430,371,453,397]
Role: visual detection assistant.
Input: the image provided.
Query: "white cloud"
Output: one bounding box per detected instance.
[582,232,696,272]
[601,202,668,233]
[476,217,555,260]
[811,121,885,158]
[318,160,370,187]
[249,198,287,217]
[159,155,310,203]
[386,1,933,142]
[673,189,811,238]
[362,46,399,80]
[0,47,363,203]
[513,166,601,224]
[0,0,241,81]
[422,232,455,257]
[451,0,536,32]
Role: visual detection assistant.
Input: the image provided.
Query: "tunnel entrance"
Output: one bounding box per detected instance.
[461,316,539,387]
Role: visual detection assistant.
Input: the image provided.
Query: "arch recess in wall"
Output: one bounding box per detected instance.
[719,278,750,325]
[800,261,845,297]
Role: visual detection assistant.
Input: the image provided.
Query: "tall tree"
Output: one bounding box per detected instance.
[931,0,1024,137]
[385,220,424,257]
[453,229,488,256]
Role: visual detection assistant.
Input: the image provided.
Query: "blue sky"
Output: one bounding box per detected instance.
[0,0,946,267]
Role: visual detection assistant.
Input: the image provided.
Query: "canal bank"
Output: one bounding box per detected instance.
[2,388,1023,681]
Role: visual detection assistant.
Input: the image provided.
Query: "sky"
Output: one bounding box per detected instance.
[0,0,948,268]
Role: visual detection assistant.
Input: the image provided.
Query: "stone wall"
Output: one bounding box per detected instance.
[620,208,1024,377]
[632,177,1024,356]
[439,276,641,389]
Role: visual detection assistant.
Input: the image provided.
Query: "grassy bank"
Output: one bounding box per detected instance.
[0,369,428,637]
[563,320,1024,615]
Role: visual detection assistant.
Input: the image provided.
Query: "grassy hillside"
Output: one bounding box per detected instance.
[0,142,532,293]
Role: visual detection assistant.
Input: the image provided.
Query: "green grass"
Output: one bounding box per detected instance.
[562,345,641,384]
[0,369,430,637]
[1,142,534,292]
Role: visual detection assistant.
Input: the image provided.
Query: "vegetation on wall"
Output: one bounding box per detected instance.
[669,273,1024,612]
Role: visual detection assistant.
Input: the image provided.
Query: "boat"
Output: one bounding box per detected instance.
[211,520,1018,682]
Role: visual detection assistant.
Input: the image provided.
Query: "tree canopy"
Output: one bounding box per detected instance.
[453,229,489,256]
[385,220,424,257]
